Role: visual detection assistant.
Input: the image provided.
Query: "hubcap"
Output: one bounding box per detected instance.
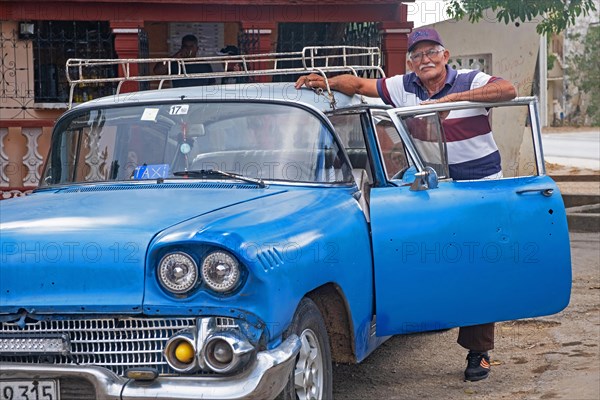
[293,328,324,400]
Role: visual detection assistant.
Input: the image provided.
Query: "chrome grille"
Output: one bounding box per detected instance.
[215,317,237,329]
[0,317,209,376]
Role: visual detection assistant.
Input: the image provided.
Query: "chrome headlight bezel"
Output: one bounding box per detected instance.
[201,251,241,293]
[157,251,199,295]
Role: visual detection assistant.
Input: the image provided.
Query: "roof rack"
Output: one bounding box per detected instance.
[66,46,384,108]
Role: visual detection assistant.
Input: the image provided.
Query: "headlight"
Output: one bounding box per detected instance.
[158,252,198,294]
[201,251,240,293]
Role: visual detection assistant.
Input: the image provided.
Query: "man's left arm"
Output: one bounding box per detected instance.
[430,78,517,104]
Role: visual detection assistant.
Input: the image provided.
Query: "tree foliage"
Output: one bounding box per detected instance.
[446,0,597,34]
[568,25,600,125]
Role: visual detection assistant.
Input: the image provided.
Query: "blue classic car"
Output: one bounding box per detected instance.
[0,48,571,399]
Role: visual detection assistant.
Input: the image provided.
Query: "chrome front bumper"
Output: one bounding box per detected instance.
[0,334,300,400]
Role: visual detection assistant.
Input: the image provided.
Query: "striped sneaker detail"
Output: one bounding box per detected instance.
[480,357,490,369]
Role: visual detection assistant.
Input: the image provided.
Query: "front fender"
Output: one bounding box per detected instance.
[143,186,375,354]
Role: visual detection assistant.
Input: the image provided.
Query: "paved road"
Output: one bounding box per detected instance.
[542,131,600,170]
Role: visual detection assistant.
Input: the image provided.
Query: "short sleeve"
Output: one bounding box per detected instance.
[470,71,501,90]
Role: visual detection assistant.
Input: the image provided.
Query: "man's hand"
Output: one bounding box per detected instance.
[418,99,450,119]
[419,99,441,105]
[153,40,198,75]
[174,48,194,58]
[294,74,325,90]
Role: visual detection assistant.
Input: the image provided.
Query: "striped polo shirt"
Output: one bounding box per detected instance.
[376,66,503,180]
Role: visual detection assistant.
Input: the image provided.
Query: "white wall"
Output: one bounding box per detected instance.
[426,17,540,176]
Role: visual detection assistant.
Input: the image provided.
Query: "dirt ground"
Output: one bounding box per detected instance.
[332,232,600,399]
[331,157,599,399]
[550,164,600,196]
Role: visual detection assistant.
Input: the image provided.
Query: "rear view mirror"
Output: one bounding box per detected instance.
[168,123,205,140]
[188,123,205,137]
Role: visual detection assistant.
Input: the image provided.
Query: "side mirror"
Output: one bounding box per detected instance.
[409,166,438,191]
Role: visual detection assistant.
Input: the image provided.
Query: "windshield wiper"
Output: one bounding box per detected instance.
[172,169,266,188]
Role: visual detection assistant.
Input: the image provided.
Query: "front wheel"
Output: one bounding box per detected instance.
[277,298,333,400]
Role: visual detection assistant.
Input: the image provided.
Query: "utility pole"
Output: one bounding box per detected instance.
[539,33,548,127]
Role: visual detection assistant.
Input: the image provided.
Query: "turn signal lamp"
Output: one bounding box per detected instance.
[164,334,199,373]
[125,367,158,381]
[175,341,195,363]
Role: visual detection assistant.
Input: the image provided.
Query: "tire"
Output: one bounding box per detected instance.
[276,298,333,400]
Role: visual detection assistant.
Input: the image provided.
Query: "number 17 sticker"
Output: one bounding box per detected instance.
[169,105,189,115]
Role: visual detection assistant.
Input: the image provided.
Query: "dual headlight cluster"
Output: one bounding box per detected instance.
[158,250,241,295]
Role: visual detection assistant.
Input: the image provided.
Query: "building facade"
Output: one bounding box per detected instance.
[1,0,414,197]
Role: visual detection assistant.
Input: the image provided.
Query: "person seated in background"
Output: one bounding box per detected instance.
[218,45,248,84]
[153,34,214,87]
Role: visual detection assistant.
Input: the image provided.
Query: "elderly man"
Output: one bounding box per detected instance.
[296,27,517,381]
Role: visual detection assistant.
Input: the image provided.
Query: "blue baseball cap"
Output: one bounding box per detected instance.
[407,28,444,52]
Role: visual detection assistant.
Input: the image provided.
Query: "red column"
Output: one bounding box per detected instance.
[110,21,143,93]
[240,22,276,82]
[379,21,413,77]
[377,3,413,77]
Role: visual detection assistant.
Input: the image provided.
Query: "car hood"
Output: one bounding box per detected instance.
[0,182,284,315]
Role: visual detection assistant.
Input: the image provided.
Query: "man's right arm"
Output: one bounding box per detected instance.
[294,73,379,98]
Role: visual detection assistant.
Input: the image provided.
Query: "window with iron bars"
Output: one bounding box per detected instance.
[272,22,382,82]
[32,21,117,103]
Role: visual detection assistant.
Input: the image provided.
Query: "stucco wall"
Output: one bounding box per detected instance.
[428,18,540,176]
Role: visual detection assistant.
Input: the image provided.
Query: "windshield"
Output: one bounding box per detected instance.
[41,102,352,186]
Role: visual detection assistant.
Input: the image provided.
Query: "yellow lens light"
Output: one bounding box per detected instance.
[175,341,195,364]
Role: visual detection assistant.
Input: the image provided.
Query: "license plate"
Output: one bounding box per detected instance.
[0,380,58,400]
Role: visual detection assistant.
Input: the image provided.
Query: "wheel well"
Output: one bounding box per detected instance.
[307,283,356,364]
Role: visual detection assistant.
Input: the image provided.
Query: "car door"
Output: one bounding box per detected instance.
[369,98,572,336]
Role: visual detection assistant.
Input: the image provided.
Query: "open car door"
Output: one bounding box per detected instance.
[369,98,572,336]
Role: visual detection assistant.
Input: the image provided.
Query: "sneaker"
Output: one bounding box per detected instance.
[464,351,491,381]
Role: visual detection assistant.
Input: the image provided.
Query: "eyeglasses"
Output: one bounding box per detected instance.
[409,48,445,63]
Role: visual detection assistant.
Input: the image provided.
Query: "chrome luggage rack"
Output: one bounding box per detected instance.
[66,46,385,108]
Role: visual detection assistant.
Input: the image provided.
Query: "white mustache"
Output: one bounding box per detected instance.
[419,63,436,70]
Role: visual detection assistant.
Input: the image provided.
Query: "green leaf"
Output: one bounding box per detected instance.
[445,0,598,34]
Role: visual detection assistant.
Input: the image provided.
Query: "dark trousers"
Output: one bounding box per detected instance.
[457,323,495,352]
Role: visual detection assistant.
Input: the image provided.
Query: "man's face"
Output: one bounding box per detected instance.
[407,41,449,81]
[181,41,198,58]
